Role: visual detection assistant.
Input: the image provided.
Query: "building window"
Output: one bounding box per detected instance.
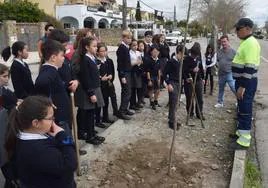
[64,23,71,29]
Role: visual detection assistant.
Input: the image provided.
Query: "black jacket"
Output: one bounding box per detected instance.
[159,43,170,59]
[16,131,77,188]
[78,55,100,97]
[163,58,181,84]
[97,57,115,83]
[35,65,71,123]
[145,57,161,80]
[0,87,17,112]
[10,60,34,99]
[183,56,204,81]
[116,43,131,77]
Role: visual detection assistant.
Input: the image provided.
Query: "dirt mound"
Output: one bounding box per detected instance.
[98,139,205,188]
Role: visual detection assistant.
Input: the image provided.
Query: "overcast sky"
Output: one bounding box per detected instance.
[118,0,268,27]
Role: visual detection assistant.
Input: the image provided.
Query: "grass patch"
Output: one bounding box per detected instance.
[244,159,262,188]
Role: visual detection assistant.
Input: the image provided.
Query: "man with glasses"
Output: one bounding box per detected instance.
[230,18,261,149]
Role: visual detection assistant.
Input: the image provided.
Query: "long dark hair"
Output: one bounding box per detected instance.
[137,40,147,53]
[205,44,215,57]
[74,37,96,72]
[190,42,201,57]
[1,41,26,61]
[5,96,52,160]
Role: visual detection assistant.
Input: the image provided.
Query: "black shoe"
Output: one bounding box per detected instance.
[86,137,102,145]
[95,135,105,142]
[79,149,87,156]
[168,122,181,130]
[197,115,206,120]
[154,100,162,107]
[95,130,98,134]
[141,100,146,104]
[78,132,87,140]
[151,102,156,110]
[102,118,115,124]
[116,112,131,120]
[126,110,135,116]
[136,103,144,109]
[95,122,106,128]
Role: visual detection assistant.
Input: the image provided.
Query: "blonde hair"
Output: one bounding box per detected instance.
[122,30,132,37]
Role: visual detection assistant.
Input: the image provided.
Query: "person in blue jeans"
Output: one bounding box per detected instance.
[215,35,236,108]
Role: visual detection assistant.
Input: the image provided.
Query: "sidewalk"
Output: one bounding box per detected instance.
[255,61,268,187]
[0,46,118,66]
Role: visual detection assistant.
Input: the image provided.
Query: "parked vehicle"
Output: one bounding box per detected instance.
[166,32,183,46]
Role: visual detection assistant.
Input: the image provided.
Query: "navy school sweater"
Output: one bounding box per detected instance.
[15,131,77,188]
[96,57,115,83]
[163,57,181,84]
[10,60,34,99]
[34,65,71,123]
[116,43,131,77]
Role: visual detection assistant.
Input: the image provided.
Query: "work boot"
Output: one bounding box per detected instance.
[229,142,248,150]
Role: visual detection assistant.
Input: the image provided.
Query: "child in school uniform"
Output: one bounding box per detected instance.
[204,44,216,95]
[0,64,20,188]
[34,39,73,136]
[116,30,133,120]
[96,43,118,125]
[159,34,170,89]
[1,41,34,99]
[129,39,143,111]
[145,45,162,110]
[5,96,77,188]
[163,45,184,130]
[75,37,105,145]
[137,40,148,105]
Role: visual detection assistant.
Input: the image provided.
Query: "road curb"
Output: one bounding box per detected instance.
[229,150,246,188]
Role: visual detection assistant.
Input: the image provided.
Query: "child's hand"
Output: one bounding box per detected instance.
[101,74,108,81]
[148,80,153,87]
[193,67,199,73]
[168,84,174,92]
[107,75,113,80]
[68,80,79,92]
[121,77,127,84]
[90,95,97,103]
[48,122,64,137]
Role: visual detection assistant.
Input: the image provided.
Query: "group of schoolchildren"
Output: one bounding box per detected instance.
[0,22,218,187]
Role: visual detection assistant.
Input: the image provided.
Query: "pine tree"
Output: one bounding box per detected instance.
[135,1,142,21]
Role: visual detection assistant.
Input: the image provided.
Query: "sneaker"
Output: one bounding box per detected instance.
[229,142,248,150]
[214,103,223,108]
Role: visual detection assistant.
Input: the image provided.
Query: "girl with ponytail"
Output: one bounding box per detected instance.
[1,41,34,99]
[5,96,77,188]
[74,37,105,145]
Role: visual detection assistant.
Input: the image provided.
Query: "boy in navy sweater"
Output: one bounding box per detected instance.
[35,39,72,135]
[116,30,133,120]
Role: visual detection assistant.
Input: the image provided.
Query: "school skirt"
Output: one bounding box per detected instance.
[131,72,142,89]
[74,86,104,110]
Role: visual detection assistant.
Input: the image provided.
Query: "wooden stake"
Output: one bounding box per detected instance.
[168,0,192,175]
[70,92,82,176]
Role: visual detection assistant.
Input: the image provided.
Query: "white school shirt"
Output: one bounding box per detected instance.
[129,50,142,66]
[14,58,26,67]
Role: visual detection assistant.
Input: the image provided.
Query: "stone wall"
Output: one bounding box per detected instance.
[0,20,46,52]
[93,28,122,46]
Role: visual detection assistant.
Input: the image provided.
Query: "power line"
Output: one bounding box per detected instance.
[138,0,174,14]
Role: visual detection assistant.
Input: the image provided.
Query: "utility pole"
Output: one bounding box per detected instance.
[173,5,176,30]
[122,0,127,30]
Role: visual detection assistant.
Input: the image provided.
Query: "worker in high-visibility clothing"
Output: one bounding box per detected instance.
[230,18,261,149]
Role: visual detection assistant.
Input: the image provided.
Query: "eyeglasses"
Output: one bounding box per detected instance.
[42,116,55,125]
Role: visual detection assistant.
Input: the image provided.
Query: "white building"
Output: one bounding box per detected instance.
[56,4,129,29]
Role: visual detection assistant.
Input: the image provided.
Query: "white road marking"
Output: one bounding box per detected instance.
[261,56,268,63]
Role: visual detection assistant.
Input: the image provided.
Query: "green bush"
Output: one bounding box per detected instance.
[0,0,63,29]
